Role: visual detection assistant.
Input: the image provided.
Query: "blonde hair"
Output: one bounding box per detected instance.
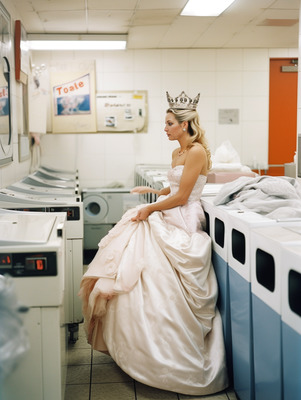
[167,108,212,170]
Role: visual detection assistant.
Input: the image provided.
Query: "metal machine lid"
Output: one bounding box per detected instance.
[7,182,76,197]
[39,165,78,176]
[0,188,75,204]
[35,169,74,182]
[82,187,133,194]
[22,174,75,189]
[283,225,301,235]
[0,213,57,245]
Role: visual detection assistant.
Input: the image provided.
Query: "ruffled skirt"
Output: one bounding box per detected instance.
[79,205,228,395]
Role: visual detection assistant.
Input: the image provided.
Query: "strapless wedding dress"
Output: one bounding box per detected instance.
[79,165,228,395]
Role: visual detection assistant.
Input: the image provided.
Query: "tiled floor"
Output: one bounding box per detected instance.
[65,324,238,400]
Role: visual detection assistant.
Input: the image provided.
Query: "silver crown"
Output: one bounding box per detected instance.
[166,91,200,110]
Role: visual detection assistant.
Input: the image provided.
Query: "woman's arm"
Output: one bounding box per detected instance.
[132,146,206,221]
[131,186,170,196]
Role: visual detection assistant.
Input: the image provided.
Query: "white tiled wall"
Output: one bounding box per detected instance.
[0,0,299,189]
[34,47,298,188]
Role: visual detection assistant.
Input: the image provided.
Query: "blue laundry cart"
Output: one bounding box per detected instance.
[227,210,276,400]
[251,224,301,400]
[201,197,233,380]
[281,243,301,400]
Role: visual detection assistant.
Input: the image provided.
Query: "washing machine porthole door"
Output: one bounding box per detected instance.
[83,195,108,224]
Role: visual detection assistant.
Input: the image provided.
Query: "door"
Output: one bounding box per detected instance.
[267,58,298,176]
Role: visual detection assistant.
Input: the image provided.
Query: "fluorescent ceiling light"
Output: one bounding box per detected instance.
[29,41,126,50]
[181,0,236,17]
[28,34,127,50]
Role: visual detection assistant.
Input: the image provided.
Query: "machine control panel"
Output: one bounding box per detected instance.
[0,251,57,276]
[49,206,80,220]
[10,206,80,221]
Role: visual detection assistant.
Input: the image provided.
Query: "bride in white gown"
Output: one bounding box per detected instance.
[79,91,228,396]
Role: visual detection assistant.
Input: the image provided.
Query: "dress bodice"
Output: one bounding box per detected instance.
[168,165,207,202]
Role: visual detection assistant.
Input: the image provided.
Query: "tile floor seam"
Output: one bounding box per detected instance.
[89,348,93,400]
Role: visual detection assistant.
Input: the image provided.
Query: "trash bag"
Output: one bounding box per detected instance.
[212,140,241,164]
[0,275,30,382]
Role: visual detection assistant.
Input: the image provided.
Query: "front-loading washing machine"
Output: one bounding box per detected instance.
[82,188,140,250]
[0,210,67,400]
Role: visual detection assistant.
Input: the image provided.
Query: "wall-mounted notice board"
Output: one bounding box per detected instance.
[96,91,148,133]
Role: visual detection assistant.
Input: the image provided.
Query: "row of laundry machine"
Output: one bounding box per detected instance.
[0,164,147,400]
[201,196,301,400]
[134,163,224,201]
[5,161,301,400]
[134,163,170,203]
[134,164,301,400]
[0,166,83,341]
[0,166,82,400]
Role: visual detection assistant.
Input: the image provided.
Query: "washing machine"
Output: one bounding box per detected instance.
[22,173,78,190]
[151,175,170,202]
[134,164,169,186]
[0,188,84,342]
[35,168,78,183]
[39,165,78,181]
[82,188,140,250]
[0,187,79,203]
[7,180,78,197]
[0,210,67,400]
[134,164,170,203]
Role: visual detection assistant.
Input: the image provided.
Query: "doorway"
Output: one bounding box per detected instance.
[267,58,298,176]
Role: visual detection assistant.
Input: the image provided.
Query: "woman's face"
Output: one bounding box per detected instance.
[164,112,185,141]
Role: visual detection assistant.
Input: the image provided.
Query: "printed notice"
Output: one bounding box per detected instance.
[96,91,148,133]
[218,109,239,125]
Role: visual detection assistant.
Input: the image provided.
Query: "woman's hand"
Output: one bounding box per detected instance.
[131,206,152,222]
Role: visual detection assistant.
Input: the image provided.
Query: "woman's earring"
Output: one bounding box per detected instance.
[183,128,186,131]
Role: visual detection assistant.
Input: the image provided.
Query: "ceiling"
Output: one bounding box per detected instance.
[9,0,300,49]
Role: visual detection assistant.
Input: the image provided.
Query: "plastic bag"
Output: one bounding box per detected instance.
[0,275,30,382]
[212,140,241,164]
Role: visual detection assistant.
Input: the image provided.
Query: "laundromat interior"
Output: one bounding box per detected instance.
[1,0,301,399]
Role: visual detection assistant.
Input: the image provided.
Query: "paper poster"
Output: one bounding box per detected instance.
[54,73,90,116]
[28,65,48,134]
[96,91,148,133]
[51,66,96,133]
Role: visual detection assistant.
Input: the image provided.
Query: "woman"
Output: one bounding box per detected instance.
[79,91,228,395]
